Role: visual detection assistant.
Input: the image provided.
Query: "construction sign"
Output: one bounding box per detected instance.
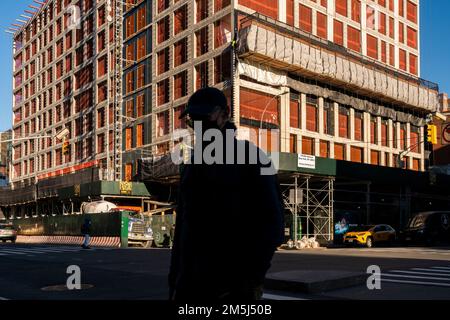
[443,123,450,145]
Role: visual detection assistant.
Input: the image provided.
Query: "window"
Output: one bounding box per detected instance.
[407,27,417,49]
[156,111,170,137]
[302,137,314,156]
[354,111,364,141]
[317,12,327,39]
[306,95,318,132]
[195,62,209,90]
[320,141,330,158]
[347,26,361,52]
[381,119,388,146]
[136,93,145,117]
[174,71,188,100]
[366,5,375,29]
[334,143,345,160]
[336,0,348,16]
[157,48,169,75]
[371,150,380,165]
[410,126,420,153]
[214,15,232,49]
[136,5,147,31]
[240,87,279,127]
[409,54,417,75]
[323,100,334,135]
[136,124,144,147]
[290,134,297,153]
[379,12,386,34]
[196,0,208,22]
[338,106,349,138]
[196,27,208,57]
[174,38,188,67]
[334,20,344,45]
[299,5,312,33]
[174,5,187,35]
[406,1,417,23]
[350,146,363,163]
[367,35,378,59]
[351,0,361,23]
[399,22,405,43]
[239,0,278,20]
[290,93,300,129]
[214,50,232,84]
[126,14,135,38]
[215,0,231,12]
[157,79,170,106]
[157,16,170,44]
[97,134,105,153]
[125,127,133,150]
[399,49,407,71]
[370,116,378,144]
[137,35,147,60]
[136,64,145,89]
[174,105,187,130]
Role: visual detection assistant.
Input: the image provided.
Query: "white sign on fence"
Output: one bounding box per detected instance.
[298,154,316,169]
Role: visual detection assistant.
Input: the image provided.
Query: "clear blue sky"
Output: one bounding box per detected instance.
[0,1,448,131]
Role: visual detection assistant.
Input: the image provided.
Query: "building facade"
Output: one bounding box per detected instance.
[7,0,445,237]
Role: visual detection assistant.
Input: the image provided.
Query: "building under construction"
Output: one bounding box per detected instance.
[2,0,449,244]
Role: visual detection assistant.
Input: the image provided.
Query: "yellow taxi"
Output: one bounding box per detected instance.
[343,224,396,248]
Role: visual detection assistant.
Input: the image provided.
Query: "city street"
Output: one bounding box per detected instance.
[0,243,450,300]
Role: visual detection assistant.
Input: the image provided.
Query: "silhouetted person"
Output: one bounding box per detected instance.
[168,87,284,301]
[81,218,92,249]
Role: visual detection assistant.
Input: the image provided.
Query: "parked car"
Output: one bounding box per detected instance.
[0,224,17,243]
[400,211,450,246]
[344,224,396,248]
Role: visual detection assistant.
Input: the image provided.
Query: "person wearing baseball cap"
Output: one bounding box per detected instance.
[169,87,284,302]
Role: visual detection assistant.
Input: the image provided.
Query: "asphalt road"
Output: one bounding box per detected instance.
[0,243,449,300]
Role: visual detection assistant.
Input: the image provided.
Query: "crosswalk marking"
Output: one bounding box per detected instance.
[382,266,450,289]
[0,246,112,257]
[390,270,450,277]
[383,273,450,281]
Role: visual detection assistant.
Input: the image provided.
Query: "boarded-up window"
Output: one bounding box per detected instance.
[196,27,209,57]
[389,44,395,66]
[338,106,349,138]
[215,0,231,12]
[286,0,294,26]
[412,159,420,171]
[334,20,344,45]
[351,0,361,23]
[136,5,146,31]
[354,111,363,141]
[157,79,170,106]
[306,102,318,132]
[299,4,313,33]
[239,0,278,20]
[290,94,300,129]
[407,27,417,49]
[409,53,417,75]
[126,14,135,38]
[125,128,132,150]
[381,119,388,146]
[125,71,134,94]
[157,16,169,44]
[195,62,209,90]
[174,71,188,100]
[370,150,380,165]
[389,17,394,39]
[125,163,133,182]
[157,47,169,75]
[136,124,144,147]
[302,137,314,156]
[290,134,297,153]
[137,35,147,60]
[399,22,405,43]
[399,124,406,150]
[97,56,107,77]
[350,146,363,163]
[399,49,407,71]
[334,143,345,160]
[317,12,327,39]
[406,1,417,23]
[240,87,279,126]
[410,126,420,153]
[385,153,390,167]
[320,141,329,158]
[381,40,387,63]
[196,0,208,22]
[174,38,188,67]
[379,12,386,34]
[174,5,187,35]
[136,93,145,117]
[370,117,377,144]
[347,26,361,52]
[336,0,348,16]
[323,100,334,136]
[367,34,378,59]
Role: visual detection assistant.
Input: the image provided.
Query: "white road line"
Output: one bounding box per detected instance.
[262,293,307,301]
[390,270,450,277]
[0,250,27,255]
[382,279,450,287]
[383,273,450,281]
[3,249,49,254]
[412,268,450,274]
[431,266,450,271]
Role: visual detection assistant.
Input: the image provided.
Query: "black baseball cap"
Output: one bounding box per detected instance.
[179,87,228,119]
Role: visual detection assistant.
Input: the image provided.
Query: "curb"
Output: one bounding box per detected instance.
[264,271,367,294]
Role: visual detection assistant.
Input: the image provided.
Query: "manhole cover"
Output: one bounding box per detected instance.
[41,284,94,292]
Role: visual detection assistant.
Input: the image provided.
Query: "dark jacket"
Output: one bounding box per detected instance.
[168,122,284,301]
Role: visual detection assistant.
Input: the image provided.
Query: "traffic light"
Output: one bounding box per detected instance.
[62,140,70,155]
[426,124,438,145]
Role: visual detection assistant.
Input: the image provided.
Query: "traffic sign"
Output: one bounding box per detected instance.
[443,123,450,145]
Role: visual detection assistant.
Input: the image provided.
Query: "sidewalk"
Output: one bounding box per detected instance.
[264,269,367,294]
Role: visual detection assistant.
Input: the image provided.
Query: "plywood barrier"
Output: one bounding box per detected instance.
[16,235,121,248]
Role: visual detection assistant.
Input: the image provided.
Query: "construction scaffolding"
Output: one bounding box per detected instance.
[281,174,334,244]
